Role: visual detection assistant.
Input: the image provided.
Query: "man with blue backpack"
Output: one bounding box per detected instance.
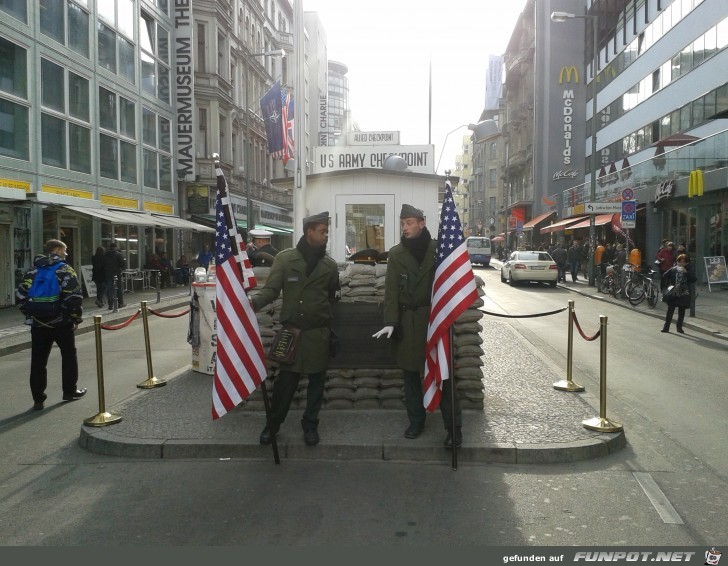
[16,239,86,411]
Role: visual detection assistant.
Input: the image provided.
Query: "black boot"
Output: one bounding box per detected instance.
[444,427,462,449]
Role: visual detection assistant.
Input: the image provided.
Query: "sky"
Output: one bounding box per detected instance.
[302,0,530,175]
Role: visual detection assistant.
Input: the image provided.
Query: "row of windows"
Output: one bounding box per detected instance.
[592,82,728,169]
[1,0,170,24]
[594,16,728,136]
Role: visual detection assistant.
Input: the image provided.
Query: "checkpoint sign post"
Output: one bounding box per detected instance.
[621,200,636,228]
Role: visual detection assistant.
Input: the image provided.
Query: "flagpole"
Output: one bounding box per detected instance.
[449,324,457,471]
[215,159,280,465]
[293,0,306,242]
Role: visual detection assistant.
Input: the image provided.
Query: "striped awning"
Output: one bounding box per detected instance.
[540,216,589,234]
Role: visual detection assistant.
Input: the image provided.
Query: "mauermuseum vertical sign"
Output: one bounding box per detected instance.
[174,0,195,180]
[534,0,587,215]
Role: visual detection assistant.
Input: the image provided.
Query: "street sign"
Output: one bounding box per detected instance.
[621,188,634,200]
[584,202,623,214]
[621,200,637,228]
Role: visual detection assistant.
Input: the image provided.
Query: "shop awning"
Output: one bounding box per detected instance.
[64,205,156,226]
[567,214,617,230]
[150,214,215,233]
[540,216,589,234]
[522,211,557,231]
[257,224,293,234]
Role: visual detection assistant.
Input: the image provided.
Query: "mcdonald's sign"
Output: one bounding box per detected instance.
[689,170,704,198]
[559,66,579,84]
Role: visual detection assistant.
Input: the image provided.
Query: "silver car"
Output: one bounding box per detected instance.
[501,250,559,287]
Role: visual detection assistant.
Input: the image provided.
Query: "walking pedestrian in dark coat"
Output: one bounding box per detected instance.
[661,254,696,334]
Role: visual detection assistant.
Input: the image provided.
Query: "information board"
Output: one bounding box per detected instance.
[703,256,728,291]
[79,264,97,298]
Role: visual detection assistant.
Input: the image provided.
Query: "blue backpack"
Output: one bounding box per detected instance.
[23,262,64,317]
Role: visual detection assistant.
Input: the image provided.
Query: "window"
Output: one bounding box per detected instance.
[41,59,65,112]
[143,149,157,188]
[197,108,207,157]
[40,0,65,44]
[99,133,118,179]
[99,87,116,131]
[68,2,89,57]
[120,140,136,182]
[41,113,66,168]
[197,24,206,72]
[119,97,135,138]
[68,72,89,121]
[141,52,156,95]
[69,124,90,173]
[118,35,135,84]
[0,98,29,160]
[0,37,27,98]
[98,23,117,73]
[489,168,497,188]
[143,108,156,146]
[0,0,26,22]
[159,117,170,151]
[489,142,497,160]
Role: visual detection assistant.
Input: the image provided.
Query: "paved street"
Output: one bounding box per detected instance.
[0,275,726,546]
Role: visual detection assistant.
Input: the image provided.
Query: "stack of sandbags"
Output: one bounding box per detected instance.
[452,274,486,409]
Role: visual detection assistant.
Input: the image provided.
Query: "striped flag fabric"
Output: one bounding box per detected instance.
[211,164,267,420]
[422,179,478,412]
[281,88,294,164]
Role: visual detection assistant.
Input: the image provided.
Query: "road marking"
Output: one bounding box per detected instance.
[633,471,684,524]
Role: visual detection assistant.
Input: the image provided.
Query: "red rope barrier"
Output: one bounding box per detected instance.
[148,307,191,318]
[572,311,601,341]
[100,309,142,330]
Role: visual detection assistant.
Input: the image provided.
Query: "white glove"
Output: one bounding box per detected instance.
[372,326,395,339]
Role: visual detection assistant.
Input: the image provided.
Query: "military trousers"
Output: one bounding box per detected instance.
[402,369,462,431]
[267,370,326,432]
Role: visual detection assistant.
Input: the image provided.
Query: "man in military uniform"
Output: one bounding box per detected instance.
[246,228,279,267]
[251,212,341,447]
[373,204,463,449]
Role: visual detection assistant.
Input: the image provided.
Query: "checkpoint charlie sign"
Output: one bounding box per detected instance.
[312,144,434,174]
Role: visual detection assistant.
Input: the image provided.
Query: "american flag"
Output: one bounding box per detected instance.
[281,88,294,164]
[211,165,267,420]
[422,179,478,412]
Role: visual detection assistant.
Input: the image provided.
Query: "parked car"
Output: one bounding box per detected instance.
[500,250,559,287]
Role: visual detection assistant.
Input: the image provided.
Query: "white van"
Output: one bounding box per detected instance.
[465,236,492,267]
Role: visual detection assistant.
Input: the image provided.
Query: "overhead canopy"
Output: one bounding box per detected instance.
[150,214,215,233]
[64,205,156,226]
[540,216,589,234]
[522,211,557,231]
[567,214,617,230]
[257,224,293,234]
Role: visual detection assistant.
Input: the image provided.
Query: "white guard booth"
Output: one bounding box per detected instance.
[191,267,217,374]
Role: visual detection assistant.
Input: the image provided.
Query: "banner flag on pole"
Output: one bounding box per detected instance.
[423,179,478,412]
[211,164,267,420]
[260,81,285,159]
[281,87,295,164]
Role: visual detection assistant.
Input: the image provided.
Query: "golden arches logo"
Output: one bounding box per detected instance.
[559,66,579,84]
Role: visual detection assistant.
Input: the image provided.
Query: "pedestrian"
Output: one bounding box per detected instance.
[566,241,581,282]
[175,254,190,285]
[550,241,567,283]
[655,241,674,290]
[594,241,606,278]
[91,246,106,308]
[246,228,280,267]
[581,240,590,279]
[251,211,341,447]
[197,244,212,271]
[103,241,126,309]
[16,239,86,410]
[372,204,463,449]
[661,254,696,334]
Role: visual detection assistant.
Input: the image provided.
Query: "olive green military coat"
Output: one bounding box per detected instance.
[382,239,436,373]
[251,247,340,374]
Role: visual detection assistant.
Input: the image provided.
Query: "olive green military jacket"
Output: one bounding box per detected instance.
[382,239,436,373]
[251,247,340,374]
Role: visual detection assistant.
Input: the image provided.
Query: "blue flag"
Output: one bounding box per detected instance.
[260,81,285,158]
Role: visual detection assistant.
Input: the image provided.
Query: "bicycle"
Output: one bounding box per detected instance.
[599,263,624,298]
[625,266,660,308]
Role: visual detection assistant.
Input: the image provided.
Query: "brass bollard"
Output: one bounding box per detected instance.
[83,315,122,427]
[137,301,167,389]
[583,315,623,432]
[553,300,585,392]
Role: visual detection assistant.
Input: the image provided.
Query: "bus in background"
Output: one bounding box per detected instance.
[465,236,492,267]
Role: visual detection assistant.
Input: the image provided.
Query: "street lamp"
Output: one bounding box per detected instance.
[242,49,285,234]
[551,10,599,286]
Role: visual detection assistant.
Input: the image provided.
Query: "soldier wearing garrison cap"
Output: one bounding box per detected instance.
[373,203,463,449]
[246,228,279,267]
[251,210,340,448]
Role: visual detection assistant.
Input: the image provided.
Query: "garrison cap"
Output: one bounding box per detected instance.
[400,204,424,219]
[249,228,273,238]
[303,211,330,229]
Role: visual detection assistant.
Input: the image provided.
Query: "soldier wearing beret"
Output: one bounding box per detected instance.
[251,211,341,447]
[373,204,463,449]
[246,228,279,267]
